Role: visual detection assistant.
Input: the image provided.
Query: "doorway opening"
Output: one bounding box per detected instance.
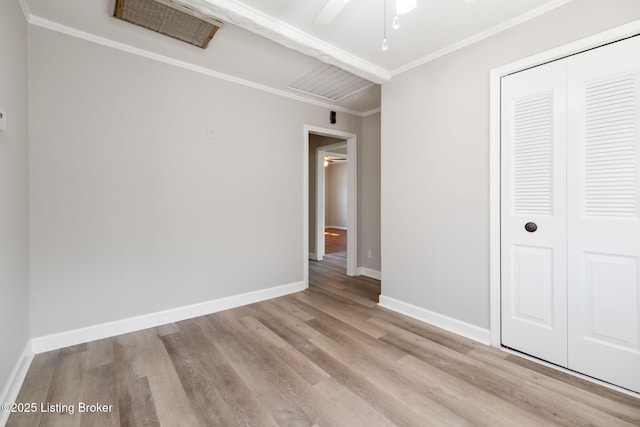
[303,125,357,287]
[317,142,348,262]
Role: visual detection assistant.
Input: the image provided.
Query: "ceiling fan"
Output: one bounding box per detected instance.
[324,156,347,167]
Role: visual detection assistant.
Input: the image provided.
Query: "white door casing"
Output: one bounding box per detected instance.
[303,125,357,283]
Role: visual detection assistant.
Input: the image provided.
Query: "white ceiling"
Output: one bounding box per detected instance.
[23,0,574,114]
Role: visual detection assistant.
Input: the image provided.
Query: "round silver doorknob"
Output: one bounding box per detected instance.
[525,222,538,232]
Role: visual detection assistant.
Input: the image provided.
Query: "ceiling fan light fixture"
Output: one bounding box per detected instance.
[381,0,388,51]
[395,0,416,15]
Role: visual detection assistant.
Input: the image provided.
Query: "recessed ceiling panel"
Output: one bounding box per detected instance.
[289,63,373,101]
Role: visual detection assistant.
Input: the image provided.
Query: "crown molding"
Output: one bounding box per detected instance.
[26,14,371,117]
[21,0,577,113]
[390,0,576,77]
[362,108,381,117]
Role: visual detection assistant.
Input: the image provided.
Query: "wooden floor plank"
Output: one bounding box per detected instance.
[377,323,638,427]
[307,332,473,426]
[371,308,477,355]
[117,377,160,427]
[174,317,277,426]
[75,337,118,426]
[206,312,330,426]
[7,252,640,426]
[6,350,60,427]
[237,315,331,385]
[504,353,640,409]
[79,363,119,427]
[85,338,115,370]
[397,354,549,427]
[295,291,387,338]
[40,349,86,427]
[468,348,640,425]
[160,330,240,426]
[136,329,200,427]
[313,377,397,427]
[255,299,326,340]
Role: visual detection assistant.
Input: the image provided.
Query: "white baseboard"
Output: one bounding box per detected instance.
[31,281,306,354]
[357,267,381,280]
[309,253,319,261]
[325,226,348,231]
[0,342,34,426]
[378,295,490,345]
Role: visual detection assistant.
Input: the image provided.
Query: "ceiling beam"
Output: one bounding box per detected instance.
[178,0,392,84]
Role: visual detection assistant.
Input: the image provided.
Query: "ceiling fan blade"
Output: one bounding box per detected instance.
[315,0,349,25]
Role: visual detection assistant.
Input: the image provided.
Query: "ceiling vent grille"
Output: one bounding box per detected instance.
[289,64,374,102]
[114,0,223,49]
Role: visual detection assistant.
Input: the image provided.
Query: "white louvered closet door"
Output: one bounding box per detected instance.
[501,59,568,367]
[566,35,640,393]
[502,35,640,394]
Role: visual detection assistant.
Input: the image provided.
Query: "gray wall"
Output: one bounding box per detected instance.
[0,0,30,397]
[27,26,365,337]
[359,113,381,271]
[381,0,640,329]
[325,162,348,228]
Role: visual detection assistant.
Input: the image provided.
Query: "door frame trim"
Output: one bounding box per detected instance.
[303,125,358,287]
[488,19,640,347]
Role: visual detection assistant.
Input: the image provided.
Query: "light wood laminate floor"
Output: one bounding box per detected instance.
[7,252,640,426]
